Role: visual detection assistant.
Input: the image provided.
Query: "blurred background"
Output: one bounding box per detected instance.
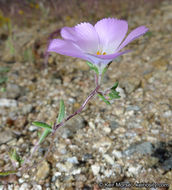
[0,0,172,189]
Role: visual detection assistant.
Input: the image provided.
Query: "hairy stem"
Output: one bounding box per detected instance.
[53,81,100,133]
[19,74,101,174]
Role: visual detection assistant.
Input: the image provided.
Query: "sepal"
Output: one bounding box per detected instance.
[86,61,99,74]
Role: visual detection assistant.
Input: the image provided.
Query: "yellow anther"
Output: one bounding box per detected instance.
[97,51,106,55]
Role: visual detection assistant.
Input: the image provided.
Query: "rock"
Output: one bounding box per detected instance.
[116,86,126,98]
[5,83,21,99]
[48,56,55,65]
[36,161,50,181]
[68,97,76,104]
[91,164,100,175]
[93,137,112,153]
[152,142,172,171]
[75,174,87,182]
[55,179,61,188]
[76,61,89,71]
[109,121,119,130]
[82,185,92,190]
[14,116,27,129]
[0,130,14,144]
[73,102,80,109]
[103,154,115,165]
[56,143,67,155]
[19,183,31,190]
[33,184,42,190]
[22,104,33,115]
[29,125,38,132]
[67,156,79,164]
[124,142,154,156]
[58,116,86,138]
[113,163,122,175]
[104,169,113,178]
[164,171,172,181]
[114,127,126,134]
[88,121,95,129]
[151,129,159,135]
[120,76,141,94]
[2,52,15,63]
[163,110,172,118]
[0,98,17,107]
[57,128,72,139]
[56,162,73,173]
[82,154,93,161]
[18,178,25,184]
[102,125,111,134]
[112,150,123,159]
[127,165,142,176]
[151,58,168,71]
[71,168,81,175]
[0,159,5,167]
[147,157,159,167]
[126,105,140,111]
[19,178,25,184]
[23,174,29,179]
[113,106,125,115]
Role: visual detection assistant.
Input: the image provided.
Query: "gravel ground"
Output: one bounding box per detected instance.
[0,0,172,189]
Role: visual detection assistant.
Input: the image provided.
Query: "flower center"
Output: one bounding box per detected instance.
[97,51,106,55]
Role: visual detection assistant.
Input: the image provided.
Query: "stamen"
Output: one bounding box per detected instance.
[97,51,106,55]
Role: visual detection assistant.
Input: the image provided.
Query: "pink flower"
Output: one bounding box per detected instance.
[48,18,148,73]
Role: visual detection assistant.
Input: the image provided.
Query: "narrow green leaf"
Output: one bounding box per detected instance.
[57,100,65,123]
[0,77,8,84]
[111,89,119,94]
[9,149,17,161]
[86,61,99,74]
[37,131,41,138]
[0,67,10,73]
[6,36,15,55]
[0,87,6,92]
[111,82,119,90]
[108,88,120,100]
[145,31,153,37]
[109,92,120,99]
[38,128,51,144]
[9,149,24,165]
[23,48,34,62]
[0,170,17,176]
[32,121,52,130]
[98,93,111,105]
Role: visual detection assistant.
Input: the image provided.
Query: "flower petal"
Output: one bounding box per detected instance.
[61,23,99,54]
[61,27,76,41]
[117,26,149,51]
[94,18,128,54]
[47,39,92,62]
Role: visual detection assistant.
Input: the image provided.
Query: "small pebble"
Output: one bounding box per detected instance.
[91,164,100,175]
